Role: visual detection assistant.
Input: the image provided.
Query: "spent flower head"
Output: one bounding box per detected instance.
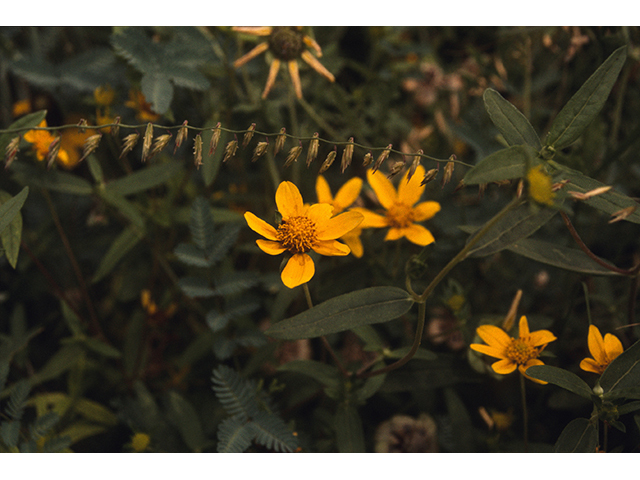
[580,324,624,375]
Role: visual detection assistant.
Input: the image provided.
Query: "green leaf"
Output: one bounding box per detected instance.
[189,196,216,252]
[334,404,365,453]
[0,110,47,156]
[462,202,558,258]
[600,337,640,395]
[526,365,593,399]
[546,45,627,149]
[265,287,415,340]
[10,163,93,196]
[277,360,341,390]
[216,416,254,453]
[483,88,541,149]
[463,144,540,185]
[92,225,144,283]
[178,276,215,298]
[0,188,27,268]
[251,411,298,453]
[553,418,598,453]
[173,243,209,267]
[506,237,621,276]
[106,162,183,196]
[141,72,174,114]
[355,373,387,403]
[165,391,206,452]
[98,189,146,229]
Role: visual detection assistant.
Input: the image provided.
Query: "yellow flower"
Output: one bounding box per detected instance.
[232,26,335,99]
[470,315,557,384]
[130,432,151,452]
[316,175,364,258]
[94,84,115,107]
[23,120,70,166]
[580,324,624,375]
[244,181,363,288]
[12,99,32,118]
[125,90,161,122]
[355,164,441,246]
[526,164,555,206]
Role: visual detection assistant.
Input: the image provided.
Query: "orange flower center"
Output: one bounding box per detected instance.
[505,339,538,365]
[269,27,304,61]
[276,216,317,254]
[386,202,415,229]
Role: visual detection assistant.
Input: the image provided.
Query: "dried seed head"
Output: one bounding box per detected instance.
[110,116,121,137]
[120,132,140,159]
[46,136,62,169]
[274,127,286,155]
[79,133,103,163]
[243,123,256,148]
[609,206,637,223]
[307,132,319,167]
[175,120,189,153]
[552,179,570,192]
[209,122,222,156]
[340,137,355,173]
[362,151,373,167]
[251,141,269,162]
[223,138,239,162]
[141,123,154,162]
[4,136,20,168]
[373,144,392,173]
[193,133,203,168]
[501,289,523,332]
[387,160,406,179]
[150,133,172,159]
[441,155,456,187]
[407,150,422,182]
[77,118,88,133]
[284,144,303,168]
[319,148,337,174]
[568,185,612,200]
[516,178,525,198]
[420,168,438,186]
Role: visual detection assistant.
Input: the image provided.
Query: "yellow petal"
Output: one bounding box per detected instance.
[316,210,363,241]
[315,175,334,205]
[403,223,435,246]
[398,164,426,206]
[312,239,350,256]
[333,177,363,212]
[384,227,405,241]
[603,333,623,362]
[366,168,397,210]
[587,325,607,365]
[528,329,557,347]
[470,343,507,360]
[341,230,363,258]
[518,316,530,338]
[491,358,518,375]
[281,253,315,288]
[476,325,512,350]
[351,207,388,228]
[276,181,304,219]
[580,358,603,374]
[307,203,334,229]
[520,359,547,384]
[244,211,278,240]
[413,201,441,222]
[256,239,286,255]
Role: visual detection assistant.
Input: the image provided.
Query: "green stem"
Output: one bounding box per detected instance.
[520,374,529,452]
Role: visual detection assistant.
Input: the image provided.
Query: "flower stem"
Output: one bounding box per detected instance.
[520,374,529,452]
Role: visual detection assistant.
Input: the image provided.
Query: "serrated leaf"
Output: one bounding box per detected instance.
[334,404,365,453]
[6,379,30,420]
[106,162,183,196]
[553,418,598,453]
[178,276,215,298]
[0,189,26,268]
[92,225,144,283]
[265,287,415,340]
[216,416,254,453]
[483,88,541,149]
[141,72,174,114]
[506,237,621,276]
[251,411,298,452]
[463,144,540,185]
[600,337,640,395]
[546,45,627,149]
[189,196,215,252]
[173,243,209,267]
[526,365,593,399]
[207,223,241,266]
[0,420,20,448]
[212,272,259,296]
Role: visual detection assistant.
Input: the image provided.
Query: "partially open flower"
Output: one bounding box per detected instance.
[580,325,623,375]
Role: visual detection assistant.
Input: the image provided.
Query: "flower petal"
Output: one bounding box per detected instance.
[276,181,304,219]
[403,223,435,246]
[244,211,278,240]
[470,343,507,360]
[398,164,425,206]
[341,230,363,258]
[518,316,531,338]
[476,325,512,350]
[315,175,334,205]
[312,239,350,256]
[528,329,557,347]
[491,358,517,375]
[604,333,624,363]
[256,239,286,255]
[351,207,388,228]
[366,168,397,210]
[307,202,334,228]
[316,210,363,241]
[587,325,607,365]
[580,358,603,374]
[333,177,363,212]
[413,201,441,222]
[384,227,405,241]
[281,253,315,288]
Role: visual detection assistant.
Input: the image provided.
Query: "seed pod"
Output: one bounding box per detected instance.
[373,144,392,173]
[46,136,62,169]
[251,141,269,162]
[110,116,121,137]
[319,148,337,174]
[223,138,238,162]
[120,132,140,159]
[307,132,319,167]
[568,185,612,200]
[407,150,422,182]
[193,133,203,168]
[386,160,405,179]
[609,206,637,223]
[174,120,189,153]
[274,127,286,155]
[79,133,103,163]
[77,118,88,133]
[209,122,221,156]
[441,155,456,187]
[362,151,373,167]
[141,123,154,162]
[4,136,20,169]
[284,144,303,168]
[150,133,172,159]
[243,123,256,148]
[420,168,438,186]
[340,137,354,173]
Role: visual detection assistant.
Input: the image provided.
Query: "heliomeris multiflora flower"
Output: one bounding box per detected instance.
[526,164,555,206]
[232,27,335,99]
[316,175,365,257]
[580,325,624,375]
[470,315,557,384]
[354,165,441,247]
[244,181,363,288]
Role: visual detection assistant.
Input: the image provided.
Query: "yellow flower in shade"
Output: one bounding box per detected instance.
[125,90,161,122]
[131,432,151,452]
[244,181,363,288]
[355,164,441,246]
[94,84,115,107]
[526,164,555,206]
[316,175,364,258]
[470,315,557,384]
[23,120,70,165]
[580,325,624,375]
[232,26,335,99]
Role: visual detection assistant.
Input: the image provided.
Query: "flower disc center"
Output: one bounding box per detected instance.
[386,202,415,229]
[268,27,305,61]
[277,216,317,254]
[505,339,538,365]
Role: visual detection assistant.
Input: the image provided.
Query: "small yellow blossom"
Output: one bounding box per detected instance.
[233,26,335,99]
[244,181,363,288]
[12,99,32,118]
[316,175,364,257]
[23,120,71,166]
[470,315,557,384]
[131,432,151,452]
[94,84,116,107]
[526,164,555,206]
[580,325,624,375]
[354,164,441,246]
[125,90,161,122]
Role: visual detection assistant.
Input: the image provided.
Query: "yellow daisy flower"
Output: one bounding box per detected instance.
[580,324,624,375]
[316,175,364,258]
[470,315,557,384]
[355,164,441,246]
[244,181,363,288]
[125,90,161,122]
[23,119,70,166]
[232,26,335,99]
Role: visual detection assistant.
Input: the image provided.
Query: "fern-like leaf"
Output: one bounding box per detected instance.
[251,411,299,453]
[207,223,241,266]
[6,379,30,421]
[29,411,60,440]
[189,196,216,253]
[212,272,259,297]
[211,365,259,420]
[0,420,20,448]
[216,415,255,453]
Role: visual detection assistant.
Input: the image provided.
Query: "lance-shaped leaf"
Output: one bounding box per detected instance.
[334,404,365,453]
[463,144,539,185]
[92,225,144,283]
[545,45,627,150]
[265,287,414,340]
[599,338,640,395]
[0,188,29,269]
[483,88,541,149]
[526,365,593,399]
[553,418,598,453]
[105,162,183,196]
[278,360,341,390]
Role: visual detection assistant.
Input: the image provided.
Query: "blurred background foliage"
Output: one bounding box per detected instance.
[1,26,640,452]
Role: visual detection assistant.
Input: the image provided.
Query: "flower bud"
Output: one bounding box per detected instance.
[387,160,405,179]
[251,141,269,162]
[150,133,172,159]
[306,132,319,167]
[46,136,62,169]
[284,144,303,168]
[77,118,88,133]
[4,136,20,168]
[373,144,392,173]
[274,127,286,155]
[174,120,189,153]
[420,168,438,186]
[223,138,239,162]
[340,137,354,173]
[141,123,154,162]
[407,150,422,182]
[209,122,221,156]
[319,148,337,174]
[243,123,256,148]
[80,133,103,163]
[120,132,140,159]
[609,205,637,223]
[362,151,373,167]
